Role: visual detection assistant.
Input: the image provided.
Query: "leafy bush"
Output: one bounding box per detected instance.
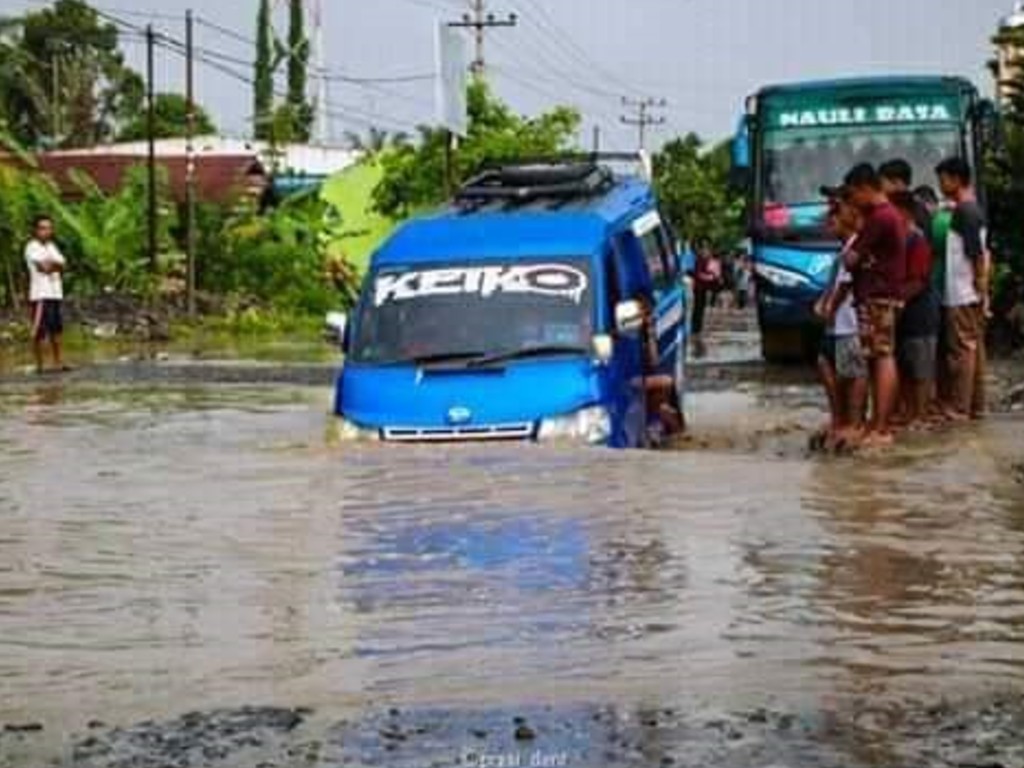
[0,162,61,308]
[48,164,177,296]
[201,190,353,316]
[653,134,745,251]
[372,83,580,218]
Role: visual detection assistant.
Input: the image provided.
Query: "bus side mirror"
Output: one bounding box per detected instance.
[976,99,1002,153]
[728,165,751,193]
[729,115,753,193]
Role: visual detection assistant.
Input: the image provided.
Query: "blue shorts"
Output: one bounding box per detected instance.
[31,300,63,341]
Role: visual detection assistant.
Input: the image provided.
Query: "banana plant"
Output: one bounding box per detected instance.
[47,165,177,296]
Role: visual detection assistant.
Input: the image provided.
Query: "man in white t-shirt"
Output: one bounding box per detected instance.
[815,186,868,449]
[24,215,68,374]
[935,157,989,419]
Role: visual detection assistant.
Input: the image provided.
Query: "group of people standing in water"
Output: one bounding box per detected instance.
[814,156,989,450]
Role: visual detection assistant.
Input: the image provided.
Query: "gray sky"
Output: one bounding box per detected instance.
[7,0,1016,149]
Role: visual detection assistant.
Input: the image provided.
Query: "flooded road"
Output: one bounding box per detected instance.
[2,312,1024,767]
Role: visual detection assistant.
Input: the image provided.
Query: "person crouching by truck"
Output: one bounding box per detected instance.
[814,187,868,450]
[635,293,685,444]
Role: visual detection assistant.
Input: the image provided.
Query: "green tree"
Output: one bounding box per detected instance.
[988,25,1024,289]
[0,157,61,309]
[653,133,744,250]
[203,190,350,314]
[286,0,312,142]
[343,127,410,155]
[372,82,580,217]
[0,15,32,143]
[49,165,178,295]
[117,92,216,142]
[254,0,274,141]
[6,0,144,148]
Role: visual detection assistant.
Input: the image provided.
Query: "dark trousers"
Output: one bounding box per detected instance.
[692,288,709,335]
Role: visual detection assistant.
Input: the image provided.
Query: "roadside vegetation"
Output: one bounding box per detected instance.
[2,0,1021,351]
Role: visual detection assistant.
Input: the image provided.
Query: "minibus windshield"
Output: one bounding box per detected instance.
[350,259,594,366]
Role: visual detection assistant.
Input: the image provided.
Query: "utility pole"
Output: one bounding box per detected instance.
[50,51,60,144]
[185,10,197,317]
[447,0,517,80]
[621,96,667,151]
[312,0,330,145]
[592,125,601,153]
[146,24,158,274]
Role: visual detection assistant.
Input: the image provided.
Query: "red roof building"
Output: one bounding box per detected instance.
[34,152,267,204]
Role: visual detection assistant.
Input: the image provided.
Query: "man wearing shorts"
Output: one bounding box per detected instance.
[890,191,940,425]
[842,164,907,445]
[935,157,989,419]
[24,215,67,374]
[816,187,868,447]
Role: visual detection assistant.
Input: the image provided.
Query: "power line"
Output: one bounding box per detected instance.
[512,0,646,99]
[489,35,627,106]
[102,8,425,135]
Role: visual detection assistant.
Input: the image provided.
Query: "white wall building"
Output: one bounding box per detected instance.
[58,137,362,178]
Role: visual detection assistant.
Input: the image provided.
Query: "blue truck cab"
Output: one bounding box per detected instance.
[330,158,689,448]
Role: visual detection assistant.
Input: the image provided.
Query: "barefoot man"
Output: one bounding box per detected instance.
[841,164,907,447]
[24,215,68,374]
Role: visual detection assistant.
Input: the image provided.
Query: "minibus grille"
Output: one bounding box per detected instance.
[382,423,535,443]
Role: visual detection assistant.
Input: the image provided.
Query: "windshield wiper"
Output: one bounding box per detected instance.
[408,350,488,367]
[467,344,589,368]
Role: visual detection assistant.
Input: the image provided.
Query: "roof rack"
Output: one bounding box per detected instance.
[455,160,615,208]
[479,151,652,181]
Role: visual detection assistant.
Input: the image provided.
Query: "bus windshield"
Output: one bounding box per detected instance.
[760,124,962,231]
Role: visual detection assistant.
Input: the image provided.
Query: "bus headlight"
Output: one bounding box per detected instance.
[538,406,612,445]
[336,417,380,442]
[755,263,811,289]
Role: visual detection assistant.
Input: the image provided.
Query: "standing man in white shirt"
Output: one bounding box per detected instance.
[814,186,869,449]
[24,215,68,374]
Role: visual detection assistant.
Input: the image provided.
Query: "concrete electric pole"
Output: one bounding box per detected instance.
[447,0,517,80]
[185,9,197,317]
[621,96,667,151]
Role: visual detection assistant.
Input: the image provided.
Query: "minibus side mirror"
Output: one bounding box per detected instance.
[325,311,348,351]
[614,300,644,336]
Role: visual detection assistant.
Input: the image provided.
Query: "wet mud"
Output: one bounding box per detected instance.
[5,697,1024,768]
[2,309,1024,767]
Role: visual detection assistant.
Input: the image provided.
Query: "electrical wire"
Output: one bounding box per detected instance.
[98,7,428,135]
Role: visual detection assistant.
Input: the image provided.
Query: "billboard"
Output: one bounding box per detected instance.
[436,24,469,137]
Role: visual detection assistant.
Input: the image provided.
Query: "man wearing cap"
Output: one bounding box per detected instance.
[815,185,868,449]
[841,163,908,446]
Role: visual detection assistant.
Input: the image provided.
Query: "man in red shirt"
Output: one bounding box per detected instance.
[841,164,908,445]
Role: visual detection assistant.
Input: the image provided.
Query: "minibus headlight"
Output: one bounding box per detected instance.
[335,417,381,442]
[537,406,612,445]
[754,263,810,289]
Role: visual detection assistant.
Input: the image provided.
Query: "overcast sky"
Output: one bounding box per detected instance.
[6,0,1017,149]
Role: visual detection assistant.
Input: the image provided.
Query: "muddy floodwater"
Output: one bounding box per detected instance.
[2,315,1024,768]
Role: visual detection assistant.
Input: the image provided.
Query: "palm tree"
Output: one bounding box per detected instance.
[343,127,410,156]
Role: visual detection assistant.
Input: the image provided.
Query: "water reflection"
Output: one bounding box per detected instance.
[0,384,1023,767]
